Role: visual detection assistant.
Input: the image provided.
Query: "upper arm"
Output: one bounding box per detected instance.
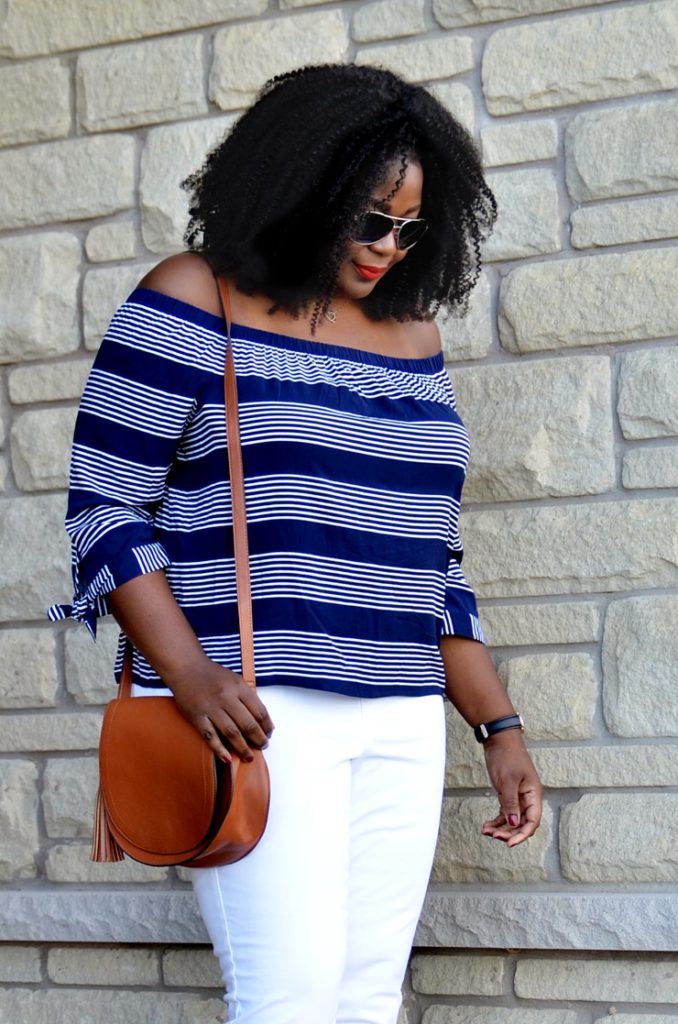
[138,252,223,318]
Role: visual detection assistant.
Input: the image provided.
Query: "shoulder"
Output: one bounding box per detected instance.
[400,317,441,359]
[137,252,223,319]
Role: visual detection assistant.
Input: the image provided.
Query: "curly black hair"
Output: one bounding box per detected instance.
[182,63,497,333]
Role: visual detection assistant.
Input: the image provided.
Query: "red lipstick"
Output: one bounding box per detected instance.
[353,263,387,281]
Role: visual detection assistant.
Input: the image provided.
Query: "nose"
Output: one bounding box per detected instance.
[369,228,398,255]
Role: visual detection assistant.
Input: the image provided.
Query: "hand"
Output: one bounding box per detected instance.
[480,729,542,848]
[167,656,274,764]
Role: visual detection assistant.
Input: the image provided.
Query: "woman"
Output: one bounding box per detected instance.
[51,64,542,1024]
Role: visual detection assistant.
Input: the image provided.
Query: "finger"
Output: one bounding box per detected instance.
[196,715,233,764]
[499,789,522,830]
[227,699,272,751]
[202,712,254,763]
[239,688,275,739]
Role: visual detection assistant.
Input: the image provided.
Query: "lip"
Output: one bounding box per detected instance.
[353,262,388,281]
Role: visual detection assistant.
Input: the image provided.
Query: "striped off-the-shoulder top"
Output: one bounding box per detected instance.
[49,287,486,698]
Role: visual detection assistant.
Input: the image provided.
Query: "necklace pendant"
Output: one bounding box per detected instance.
[324,308,337,323]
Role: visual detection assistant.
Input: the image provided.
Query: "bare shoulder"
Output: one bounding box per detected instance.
[137,252,222,318]
[401,317,441,359]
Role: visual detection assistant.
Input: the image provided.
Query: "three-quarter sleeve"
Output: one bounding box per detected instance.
[439,517,486,645]
[48,293,205,638]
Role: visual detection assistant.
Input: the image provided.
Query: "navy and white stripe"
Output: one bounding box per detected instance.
[49,287,486,698]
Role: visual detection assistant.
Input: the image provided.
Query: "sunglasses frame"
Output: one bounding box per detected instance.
[350,210,428,251]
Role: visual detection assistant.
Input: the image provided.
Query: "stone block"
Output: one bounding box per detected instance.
[411,953,505,995]
[86,222,137,263]
[141,116,235,253]
[0,494,71,621]
[445,703,487,788]
[356,36,474,83]
[424,1010,578,1024]
[64,620,120,705]
[163,949,224,988]
[594,1017,678,1024]
[0,628,58,708]
[427,82,475,136]
[353,0,426,42]
[532,745,678,790]
[47,946,160,986]
[432,797,551,882]
[0,712,102,753]
[280,0,338,5]
[0,945,41,982]
[460,498,678,599]
[0,233,80,364]
[0,59,70,147]
[0,0,267,58]
[9,359,93,404]
[11,407,77,491]
[452,356,613,501]
[483,168,560,260]
[480,601,601,648]
[499,653,597,740]
[434,0,611,27]
[602,594,678,738]
[499,248,678,354]
[561,793,678,883]
[211,12,347,111]
[618,348,678,440]
[0,135,135,230]
[78,35,207,133]
[623,446,678,489]
[482,119,558,167]
[83,262,156,350]
[566,98,678,202]
[571,195,678,249]
[0,760,39,881]
[0,456,6,493]
[45,843,170,883]
[0,989,225,1023]
[439,272,491,362]
[515,953,678,1002]
[482,2,678,115]
[42,757,99,838]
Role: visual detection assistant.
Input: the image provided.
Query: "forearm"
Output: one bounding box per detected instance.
[439,634,515,726]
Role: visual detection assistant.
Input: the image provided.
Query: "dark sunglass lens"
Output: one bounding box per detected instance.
[353,211,392,244]
[397,220,427,249]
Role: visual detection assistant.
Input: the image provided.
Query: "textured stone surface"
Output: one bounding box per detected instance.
[83,262,156,349]
[45,843,169,883]
[482,168,560,261]
[0,712,102,753]
[11,407,77,491]
[47,946,160,986]
[0,59,70,147]
[452,356,613,501]
[515,953,678,1002]
[0,629,58,708]
[0,233,80,364]
[0,760,39,881]
[64,621,120,705]
[424,1010,578,1024]
[499,248,678,353]
[42,757,98,838]
[428,82,475,136]
[9,359,92,404]
[0,457,7,494]
[602,595,678,738]
[434,0,611,27]
[571,195,678,249]
[593,1017,678,1024]
[0,990,225,1023]
[0,945,42,982]
[0,495,70,621]
[561,794,678,883]
[617,348,678,440]
[353,0,426,41]
[0,0,267,57]
[163,949,224,988]
[432,798,551,882]
[356,36,474,83]
[482,119,558,167]
[482,3,678,114]
[439,273,492,362]
[0,135,135,229]
[78,35,207,132]
[480,601,601,648]
[461,498,678,599]
[623,446,678,489]
[534,745,678,790]
[211,12,347,110]
[499,653,597,740]
[86,221,137,263]
[140,116,235,253]
[566,99,678,202]
[411,953,504,995]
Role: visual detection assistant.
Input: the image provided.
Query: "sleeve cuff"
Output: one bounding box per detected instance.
[440,605,487,644]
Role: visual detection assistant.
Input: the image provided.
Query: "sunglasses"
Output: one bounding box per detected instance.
[350,210,428,251]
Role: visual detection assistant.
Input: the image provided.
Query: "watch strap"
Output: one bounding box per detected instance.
[474,713,524,743]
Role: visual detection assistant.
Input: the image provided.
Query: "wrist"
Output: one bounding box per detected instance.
[473,712,525,745]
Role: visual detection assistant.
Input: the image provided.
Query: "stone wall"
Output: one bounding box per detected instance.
[1,0,677,1019]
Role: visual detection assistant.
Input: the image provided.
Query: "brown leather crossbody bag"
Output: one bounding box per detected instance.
[91,276,270,868]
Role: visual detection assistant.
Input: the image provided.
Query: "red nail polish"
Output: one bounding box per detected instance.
[220,752,232,764]
[508,814,519,827]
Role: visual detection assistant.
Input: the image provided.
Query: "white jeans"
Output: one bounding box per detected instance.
[132,682,446,1024]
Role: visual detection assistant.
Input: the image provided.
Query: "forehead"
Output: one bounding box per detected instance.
[371,159,424,208]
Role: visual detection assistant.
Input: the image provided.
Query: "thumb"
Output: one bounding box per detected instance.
[501,792,521,829]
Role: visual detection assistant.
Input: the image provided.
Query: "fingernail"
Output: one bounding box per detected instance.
[508,814,519,827]
[220,752,232,764]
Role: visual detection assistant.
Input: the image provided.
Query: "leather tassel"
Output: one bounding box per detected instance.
[91,786,125,862]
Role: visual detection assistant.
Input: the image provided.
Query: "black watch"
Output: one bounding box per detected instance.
[474,713,525,744]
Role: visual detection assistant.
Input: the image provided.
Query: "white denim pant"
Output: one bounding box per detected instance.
[132,682,446,1024]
